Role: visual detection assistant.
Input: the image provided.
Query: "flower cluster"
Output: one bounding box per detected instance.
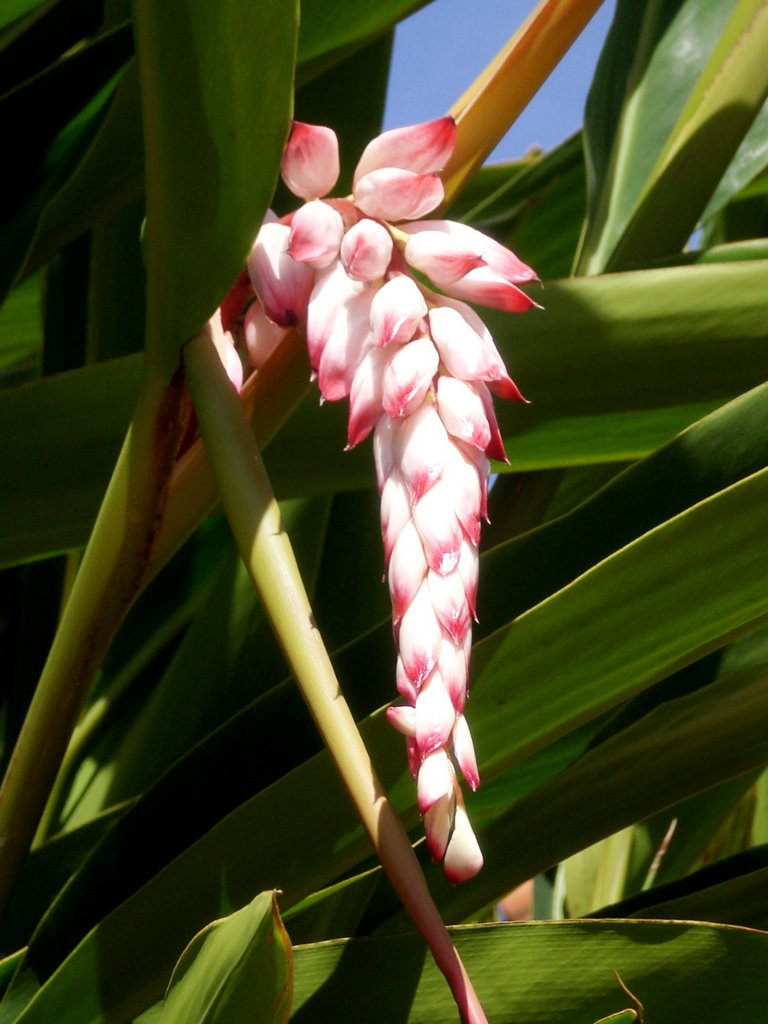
[218,116,536,882]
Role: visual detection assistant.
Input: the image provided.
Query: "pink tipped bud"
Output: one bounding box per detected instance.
[243,299,287,369]
[405,229,486,285]
[457,539,479,621]
[427,568,471,644]
[371,275,429,347]
[412,480,463,575]
[406,219,538,285]
[346,344,387,449]
[316,288,374,402]
[443,794,483,882]
[306,262,364,370]
[417,749,455,813]
[397,581,442,687]
[386,704,416,737]
[281,121,340,199]
[354,169,445,222]
[428,301,524,400]
[373,415,397,493]
[396,403,450,502]
[396,656,418,705]
[423,793,454,862]
[415,673,457,757]
[435,376,492,452]
[452,714,480,791]
[382,336,439,419]
[288,200,344,268]
[475,380,508,462]
[444,266,537,314]
[341,219,393,281]
[353,116,456,185]
[380,470,411,566]
[437,637,469,713]
[440,444,484,547]
[388,520,428,624]
[248,222,315,328]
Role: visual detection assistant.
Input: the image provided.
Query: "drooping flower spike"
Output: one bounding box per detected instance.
[221,115,537,882]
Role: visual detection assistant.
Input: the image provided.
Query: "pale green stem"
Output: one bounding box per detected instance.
[0,371,186,919]
[184,330,488,1024]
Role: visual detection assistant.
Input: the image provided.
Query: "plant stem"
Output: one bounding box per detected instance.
[184,329,488,1024]
[442,0,606,204]
[0,372,185,919]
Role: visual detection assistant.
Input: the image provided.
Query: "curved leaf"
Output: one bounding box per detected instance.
[292,920,768,1023]
[158,892,292,1024]
[579,0,740,272]
[133,0,298,378]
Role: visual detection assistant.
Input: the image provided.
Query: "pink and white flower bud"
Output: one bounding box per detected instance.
[397,580,442,687]
[417,748,454,814]
[423,792,454,862]
[281,121,340,199]
[347,344,387,449]
[380,469,411,566]
[341,219,393,281]
[404,230,486,285]
[395,402,451,502]
[382,336,439,419]
[354,169,445,222]
[371,275,429,347]
[243,299,287,370]
[388,519,428,624]
[248,222,315,329]
[396,655,418,705]
[435,376,492,452]
[386,704,416,737]
[316,288,374,402]
[437,635,470,713]
[452,714,480,791]
[440,444,485,547]
[428,302,525,401]
[444,265,537,314]
[443,791,484,882]
[289,200,344,269]
[427,568,472,644]
[373,415,397,493]
[406,219,538,285]
[306,262,365,371]
[412,480,463,575]
[415,673,456,757]
[457,539,480,623]
[353,116,456,184]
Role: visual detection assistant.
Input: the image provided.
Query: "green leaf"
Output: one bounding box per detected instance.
[0,273,40,384]
[700,100,768,225]
[606,0,768,270]
[133,0,298,378]
[579,0,741,273]
[22,59,144,280]
[596,844,768,932]
[291,920,768,1023]
[0,354,142,567]
[157,892,292,1024]
[0,22,132,301]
